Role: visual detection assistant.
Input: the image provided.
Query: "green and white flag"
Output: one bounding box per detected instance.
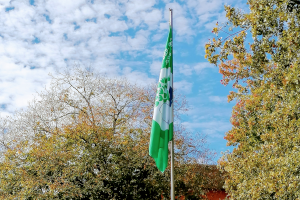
[149,26,173,173]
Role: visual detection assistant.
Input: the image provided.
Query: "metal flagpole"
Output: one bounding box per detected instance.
[169,8,175,200]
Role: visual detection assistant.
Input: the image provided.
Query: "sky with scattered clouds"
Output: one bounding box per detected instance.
[0,0,248,162]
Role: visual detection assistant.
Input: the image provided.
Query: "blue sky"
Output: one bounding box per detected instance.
[0,0,248,162]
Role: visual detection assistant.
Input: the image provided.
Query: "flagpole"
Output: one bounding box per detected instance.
[169,8,175,200]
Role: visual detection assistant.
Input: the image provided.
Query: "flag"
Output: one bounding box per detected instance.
[149,26,173,173]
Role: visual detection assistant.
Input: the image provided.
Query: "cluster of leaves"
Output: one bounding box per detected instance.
[0,67,217,199]
[0,112,168,199]
[206,0,300,199]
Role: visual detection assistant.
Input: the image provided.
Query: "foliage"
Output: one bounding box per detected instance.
[0,67,216,199]
[0,112,166,199]
[206,0,300,199]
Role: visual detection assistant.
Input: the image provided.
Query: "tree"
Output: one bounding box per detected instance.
[0,67,216,199]
[206,0,300,199]
[0,112,168,199]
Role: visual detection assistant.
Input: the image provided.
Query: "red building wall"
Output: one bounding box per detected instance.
[204,190,228,200]
[169,189,228,200]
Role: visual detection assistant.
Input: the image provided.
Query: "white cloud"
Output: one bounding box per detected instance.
[127,29,149,50]
[186,0,224,16]
[164,2,195,38]
[125,0,157,14]
[183,0,238,32]
[175,62,214,77]
[194,62,214,74]
[204,12,228,31]
[0,0,238,121]
[179,64,193,76]
[44,0,87,16]
[159,22,168,30]
[174,80,193,94]
[0,0,154,117]
[152,33,164,42]
[142,9,162,30]
[150,60,162,75]
[124,0,162,29]
[209,95,228,103]
[0,63,55,113]
[122,67,155,86]
[185,97,232,119]
[145,44,165,59]
[183,120,231,137]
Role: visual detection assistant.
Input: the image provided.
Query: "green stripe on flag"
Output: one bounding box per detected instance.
[161,28,173,73]
[149,121,173,172]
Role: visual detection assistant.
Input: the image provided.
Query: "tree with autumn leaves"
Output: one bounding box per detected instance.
[206,0,300,199]
[0,67,217,199]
